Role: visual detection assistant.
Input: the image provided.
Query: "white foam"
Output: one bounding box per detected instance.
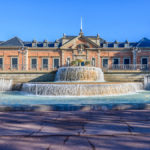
[21,82,144,96]
[0,79,13,91]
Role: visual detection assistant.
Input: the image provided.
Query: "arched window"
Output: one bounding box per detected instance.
[66,58,70,66]
[91,58,96,66]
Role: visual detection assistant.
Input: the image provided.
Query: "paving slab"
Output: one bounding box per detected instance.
[126,121,150,134]
[88,135,150,150]
[0,135,150,150]
[0,110,149,149]
[83,122,130,135]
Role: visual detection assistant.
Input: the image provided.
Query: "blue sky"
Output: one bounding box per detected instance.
[0,0,150,42]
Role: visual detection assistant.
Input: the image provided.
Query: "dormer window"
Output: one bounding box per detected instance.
[54,40,59,47]
[124,40,129,48]
[43,40,48,47]
[124,44,129,48]
[55,43,59,47]
[103,40,108,48]
[32,40,37,47]
[114,40,118,48]
[43,43,47,47]
[114,44,118,48]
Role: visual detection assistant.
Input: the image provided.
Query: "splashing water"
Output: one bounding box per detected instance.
[22,82,143,96]
[21,67,144,96]
[0,79,13,91]
[55,67,104,82]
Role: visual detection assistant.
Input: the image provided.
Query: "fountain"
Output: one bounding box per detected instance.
[21,66,143,96]
[55,67,104,82]
[0,79,13,91]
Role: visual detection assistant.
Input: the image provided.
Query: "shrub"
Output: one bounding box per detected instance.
[70,60,78,66]
[76,59,84,63]
[85,60,91,66]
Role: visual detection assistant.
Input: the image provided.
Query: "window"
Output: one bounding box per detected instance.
[141,57,148,70]
[124,58,130,65]
[124,44,129,48]
[102,58,108,68]
[32,43,37,47]
[31,58,37,69]
[91,58,96,66]
[103,44,107,48]
[43,43,47,47]
[66,58,70,66]
[124,58,130,69]
[53,58,60,68]
[11,58,18,69]
[141,57,148,65]
[114,44,118,48]
[54,43,59,47]
[113,58,120,65]
[0,58,3,69]
[112,58,120,69]
[42,58,48,69]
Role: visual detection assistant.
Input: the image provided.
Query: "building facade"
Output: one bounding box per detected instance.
[0,30,150,71]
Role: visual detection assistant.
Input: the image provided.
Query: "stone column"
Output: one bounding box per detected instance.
[61,50,64,66]
[98,49,100,68]
[24,49,28,71]
[86,49,89,60]
[132,49,137,69]
[72,49,75,61]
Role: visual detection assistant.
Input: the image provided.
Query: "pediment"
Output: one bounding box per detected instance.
[60,35,99,49]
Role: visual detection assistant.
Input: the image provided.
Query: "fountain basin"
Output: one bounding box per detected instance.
[22,82,143,96]
[55,66,104,82]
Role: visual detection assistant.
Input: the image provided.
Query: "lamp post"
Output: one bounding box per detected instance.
[19,47,27,71]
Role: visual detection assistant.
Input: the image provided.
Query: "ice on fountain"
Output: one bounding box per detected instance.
[22,82,143,96]
[55,67,104,82]
[0,79,13,91]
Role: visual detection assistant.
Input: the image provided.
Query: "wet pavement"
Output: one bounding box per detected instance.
[0,110,150,149]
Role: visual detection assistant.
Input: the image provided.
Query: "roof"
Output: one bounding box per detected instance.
[0,37,24,47]
[23,41,55,47]
[0,36,149,48]
[136,38,150,48]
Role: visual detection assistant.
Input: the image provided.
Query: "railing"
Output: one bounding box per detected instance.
[0,64,58,71]
[105,64,150,71]
[0,64,149,71]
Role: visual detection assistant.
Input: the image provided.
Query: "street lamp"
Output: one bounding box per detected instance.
[18,47,27,71]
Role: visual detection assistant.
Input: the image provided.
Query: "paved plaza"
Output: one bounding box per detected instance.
[0,110,150,150]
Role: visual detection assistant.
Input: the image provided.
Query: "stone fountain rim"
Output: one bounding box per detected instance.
[24,82,143,85]
[57,66,102,69]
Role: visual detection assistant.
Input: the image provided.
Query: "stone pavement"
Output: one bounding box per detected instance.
[0,110,150,149]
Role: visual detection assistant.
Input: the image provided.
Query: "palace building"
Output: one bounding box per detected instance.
[0,29,150,72]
